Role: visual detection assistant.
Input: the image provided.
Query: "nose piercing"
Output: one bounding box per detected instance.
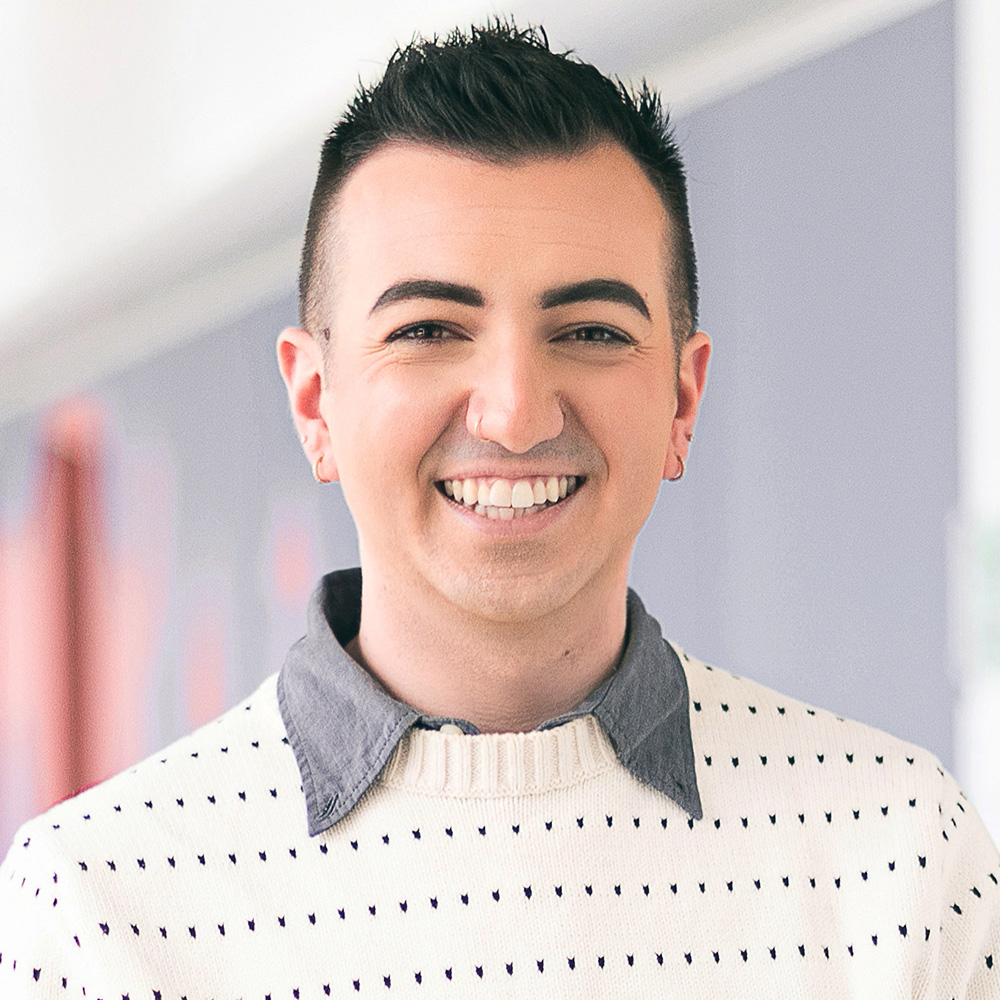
[474,415,487,441]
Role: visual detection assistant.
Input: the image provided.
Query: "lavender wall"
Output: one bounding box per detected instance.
[634,0,956,761]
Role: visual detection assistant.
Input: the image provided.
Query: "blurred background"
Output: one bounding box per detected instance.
[1,0,998,851]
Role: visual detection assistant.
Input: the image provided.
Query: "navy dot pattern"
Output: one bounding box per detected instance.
[1,661,999,997]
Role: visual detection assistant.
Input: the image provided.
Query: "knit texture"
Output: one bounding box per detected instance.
[2,649,999,998]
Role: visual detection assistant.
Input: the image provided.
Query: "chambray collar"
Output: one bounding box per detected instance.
[277,568,702,836]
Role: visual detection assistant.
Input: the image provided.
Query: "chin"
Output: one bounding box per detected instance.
[435,560,593,625]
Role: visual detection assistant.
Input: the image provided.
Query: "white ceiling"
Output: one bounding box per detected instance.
[0,0,937,421]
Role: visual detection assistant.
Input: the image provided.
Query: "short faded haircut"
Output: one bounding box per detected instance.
[299,21,698,357]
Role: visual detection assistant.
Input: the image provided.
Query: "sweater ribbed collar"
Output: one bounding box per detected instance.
[277,568,702,836]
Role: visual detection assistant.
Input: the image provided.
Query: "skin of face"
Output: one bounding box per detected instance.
[279,141,710,636]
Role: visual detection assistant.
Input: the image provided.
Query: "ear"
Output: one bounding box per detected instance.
[664,330,711,479]
[276,327,339,482]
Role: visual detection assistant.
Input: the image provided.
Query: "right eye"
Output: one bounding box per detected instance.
[386,322,453,342]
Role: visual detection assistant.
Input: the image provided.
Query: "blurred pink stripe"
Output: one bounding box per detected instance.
[33,400,110,805]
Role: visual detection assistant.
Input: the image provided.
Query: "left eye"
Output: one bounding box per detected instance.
[561,326,633,345]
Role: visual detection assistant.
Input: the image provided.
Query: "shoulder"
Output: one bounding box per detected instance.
[673,643,999,888]
[0,675,306,994]
[671,646,1000,990]
[670,643,968,830]
[674,643,940,773]
[1,673,294,888]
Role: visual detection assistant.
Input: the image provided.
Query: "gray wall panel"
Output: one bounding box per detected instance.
[631,0,956,764]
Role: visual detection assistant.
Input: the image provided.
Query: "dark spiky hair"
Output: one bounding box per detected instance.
[300,21,698,354]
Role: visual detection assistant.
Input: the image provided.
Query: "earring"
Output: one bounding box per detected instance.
[667,454,685,482]
[299,433,307,445]
[313,454,330,484]
[685,432,693,442]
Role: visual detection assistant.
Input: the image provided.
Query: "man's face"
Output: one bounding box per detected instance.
[292,142,708,623]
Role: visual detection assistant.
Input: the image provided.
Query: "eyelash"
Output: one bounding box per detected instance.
[387,322,635,346]
[560,325,635,346]
[386,322,454,343]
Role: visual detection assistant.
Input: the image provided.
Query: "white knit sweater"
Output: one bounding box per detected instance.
[2,653,998,999]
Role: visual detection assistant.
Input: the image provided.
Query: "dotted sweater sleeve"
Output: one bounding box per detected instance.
[0,822,91,998]
[931,770,1000,998]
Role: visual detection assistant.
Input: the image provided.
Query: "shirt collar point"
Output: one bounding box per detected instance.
[685,791,704,822]
[308,791,350,837]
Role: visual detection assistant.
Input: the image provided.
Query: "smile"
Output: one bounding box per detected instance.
[440,475,582,519]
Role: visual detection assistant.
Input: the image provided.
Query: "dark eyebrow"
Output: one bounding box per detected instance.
[539,279,651,321]
[369,279,484,315]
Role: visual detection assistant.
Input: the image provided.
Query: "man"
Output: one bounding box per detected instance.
[1,22,997,998]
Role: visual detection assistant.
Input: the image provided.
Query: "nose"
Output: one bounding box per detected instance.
[466,335,564,453]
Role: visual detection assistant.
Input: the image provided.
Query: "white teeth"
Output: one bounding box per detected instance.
[511,480,535,508]
[488,479,512,507]
[444,475,582,516]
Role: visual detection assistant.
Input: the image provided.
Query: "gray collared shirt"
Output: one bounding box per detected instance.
[277,568,702,836]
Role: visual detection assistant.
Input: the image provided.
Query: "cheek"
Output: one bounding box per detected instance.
[577,372,675,478]
[324,370,454,489]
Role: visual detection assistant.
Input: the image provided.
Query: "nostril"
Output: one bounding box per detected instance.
[466,395,565,453]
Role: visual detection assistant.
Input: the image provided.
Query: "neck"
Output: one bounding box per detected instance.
[348,568,629,733]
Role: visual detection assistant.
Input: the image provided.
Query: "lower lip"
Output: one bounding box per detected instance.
[439,484,581,533]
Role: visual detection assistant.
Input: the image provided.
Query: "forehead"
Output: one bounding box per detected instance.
[329,142,669,311]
